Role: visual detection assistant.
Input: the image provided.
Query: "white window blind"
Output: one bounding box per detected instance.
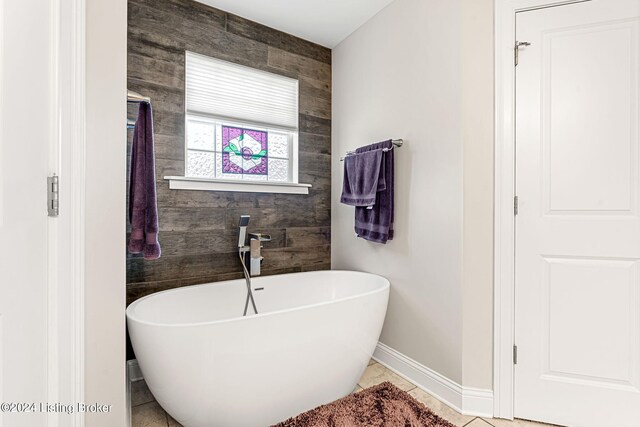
[186,52,299,129]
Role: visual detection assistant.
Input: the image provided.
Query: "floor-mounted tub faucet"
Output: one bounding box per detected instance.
[238,215,257,316]
[237,216,271,316]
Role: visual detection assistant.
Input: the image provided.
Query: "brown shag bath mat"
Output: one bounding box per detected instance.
[272,382,456,427]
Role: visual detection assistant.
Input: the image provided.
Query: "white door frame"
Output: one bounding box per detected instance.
[492,0,592,419]
[47,0,87,425]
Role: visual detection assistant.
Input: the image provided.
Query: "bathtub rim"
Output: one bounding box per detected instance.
[126,269,390,328]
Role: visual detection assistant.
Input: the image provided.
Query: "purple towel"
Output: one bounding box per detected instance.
[353,140,394,244]
[340,149,385,207]
[128,102,161,260]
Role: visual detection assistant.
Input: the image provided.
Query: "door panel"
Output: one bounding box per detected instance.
[543,257,638,386]
[0,0,52,425]
[515,1,640,426]
[544,23,637,214]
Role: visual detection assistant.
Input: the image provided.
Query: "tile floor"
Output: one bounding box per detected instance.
[131,360,557,427]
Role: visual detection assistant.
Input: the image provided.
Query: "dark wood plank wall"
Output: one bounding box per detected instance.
[126,0,332,307]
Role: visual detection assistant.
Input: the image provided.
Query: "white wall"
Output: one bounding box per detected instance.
[461,0,494,390]
[85,0,127,424]
[332,0,494,389]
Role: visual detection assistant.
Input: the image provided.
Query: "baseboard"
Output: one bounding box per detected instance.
[462,386,494,417]
[373,342,493,417]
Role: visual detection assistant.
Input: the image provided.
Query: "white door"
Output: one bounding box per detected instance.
[515,1,640,426]
[0,0,53,425]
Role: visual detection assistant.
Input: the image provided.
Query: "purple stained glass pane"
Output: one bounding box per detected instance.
[222,126,268,175]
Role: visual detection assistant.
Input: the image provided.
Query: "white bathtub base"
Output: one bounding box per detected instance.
[127,340,494,427]
[127,271,389,427]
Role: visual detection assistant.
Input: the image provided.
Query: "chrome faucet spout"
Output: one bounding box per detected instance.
[248,233,272,242]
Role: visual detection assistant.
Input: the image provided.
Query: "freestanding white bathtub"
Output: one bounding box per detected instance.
[126,270,389,427]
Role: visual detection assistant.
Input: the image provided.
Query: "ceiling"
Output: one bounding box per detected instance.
[195,0,395,48]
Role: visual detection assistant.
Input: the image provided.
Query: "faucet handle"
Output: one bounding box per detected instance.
[249,233,272,242]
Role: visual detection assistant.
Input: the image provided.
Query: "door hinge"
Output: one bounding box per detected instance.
[513,345,518,365]
[514,196,519,215]
[515,41,531,66]
[48,175,59,217]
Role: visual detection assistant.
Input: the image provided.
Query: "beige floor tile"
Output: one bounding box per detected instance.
[368,358,377,366]
[358,363,415,391]
[131,380,155,407]
[131,401,168,427]
[483,418,562,427]
[407,388,475,427]
[166,414,184,427]
[352,385,364,393]
[464,419,493,427]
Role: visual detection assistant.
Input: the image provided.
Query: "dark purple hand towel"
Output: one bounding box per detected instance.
[340,149,385,207]
[128,102,161,260]
[353,140,394,244]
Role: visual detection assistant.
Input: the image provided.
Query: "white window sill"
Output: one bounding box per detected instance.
[164,176,311,195]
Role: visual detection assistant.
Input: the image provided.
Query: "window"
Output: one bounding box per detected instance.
[185,52,299,183]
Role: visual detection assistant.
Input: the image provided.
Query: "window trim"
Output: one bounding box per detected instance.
[163,176,311,195]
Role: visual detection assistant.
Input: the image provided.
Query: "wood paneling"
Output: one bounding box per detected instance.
[268,47,331,82]
[226,14,331,65]
[299,133,331,155]
[126,0,332,317]
[299,114,331,136]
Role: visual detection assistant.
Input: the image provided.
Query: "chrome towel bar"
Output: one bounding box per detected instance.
[340,139,403,161]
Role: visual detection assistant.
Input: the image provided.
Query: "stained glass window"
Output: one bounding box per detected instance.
[222,126,268,175]
[186,118,293,182]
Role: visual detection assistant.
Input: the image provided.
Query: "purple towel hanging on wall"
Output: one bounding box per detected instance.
[340,139,395,244]
[340,149,385,207]
[128,102,161,260]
